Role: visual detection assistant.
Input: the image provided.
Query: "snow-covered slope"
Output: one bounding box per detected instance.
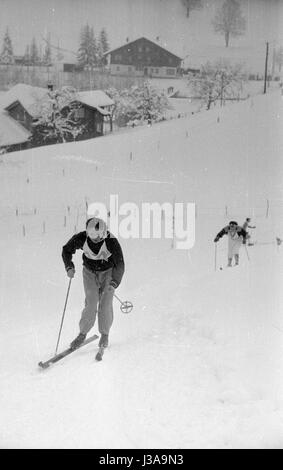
[0,90,282,448]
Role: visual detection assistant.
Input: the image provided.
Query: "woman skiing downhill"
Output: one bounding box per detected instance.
[214,221,247,267]
[62,217,125,352]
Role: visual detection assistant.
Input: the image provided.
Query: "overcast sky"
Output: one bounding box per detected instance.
[0,0,282,66]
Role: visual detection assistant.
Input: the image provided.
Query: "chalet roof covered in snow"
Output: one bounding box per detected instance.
[104,36,182,61]
[0,111,31,146]
[0,83,48,117]
[76,90,114,110]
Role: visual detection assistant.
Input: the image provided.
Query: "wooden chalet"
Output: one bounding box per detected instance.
[104,37,182,78]
[72,90,114,139]
[0,84,114,151]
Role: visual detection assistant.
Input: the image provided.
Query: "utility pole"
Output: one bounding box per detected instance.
[264,41,269,94]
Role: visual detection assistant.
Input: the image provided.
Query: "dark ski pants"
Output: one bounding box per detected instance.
[79,267,114,336]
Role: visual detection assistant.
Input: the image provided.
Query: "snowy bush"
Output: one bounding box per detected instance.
[31,86,86,146]
[106,81,170,127]
[188,60,246,110]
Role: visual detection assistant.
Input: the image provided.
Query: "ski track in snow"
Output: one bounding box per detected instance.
[0,89,283,448]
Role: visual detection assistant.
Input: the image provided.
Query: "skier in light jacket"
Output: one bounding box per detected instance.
[62,217,125,350]
[242,217,256,245]
[214,221,247,267]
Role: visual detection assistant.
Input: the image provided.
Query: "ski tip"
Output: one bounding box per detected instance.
[38,361,50,369]
[95,348,104,361]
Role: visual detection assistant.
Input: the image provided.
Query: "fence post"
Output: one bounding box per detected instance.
[266,199,269,218]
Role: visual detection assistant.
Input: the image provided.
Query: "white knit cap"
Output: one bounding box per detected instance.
[86,217,107,241]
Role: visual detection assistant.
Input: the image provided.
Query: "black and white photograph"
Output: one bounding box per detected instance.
[0,0,282,450]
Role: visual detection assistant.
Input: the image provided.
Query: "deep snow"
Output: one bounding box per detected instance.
[0,88,283,449]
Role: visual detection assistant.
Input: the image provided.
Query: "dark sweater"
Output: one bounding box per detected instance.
[62,231,125,288]
[215,225,247,242]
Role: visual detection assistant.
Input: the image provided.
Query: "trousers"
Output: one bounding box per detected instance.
[79,266,114,335]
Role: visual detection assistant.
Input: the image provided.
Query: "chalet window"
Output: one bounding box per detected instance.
[116,66,120,71]
[74,107,85,119]
[168,57,173,64]
[138,46,143,52]
[128,66,132,72]
[155,68,159,73]
[146,46,150,52]
[115,54,122,61]
[166,68,175,75]
[96,122,103,133]
[136,65,143,71]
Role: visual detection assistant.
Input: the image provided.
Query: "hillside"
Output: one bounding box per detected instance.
[0,89,282,449]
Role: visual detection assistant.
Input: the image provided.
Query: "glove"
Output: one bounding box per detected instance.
[67,267,75,278]
[108,280,117,292]
[214,237,219,243]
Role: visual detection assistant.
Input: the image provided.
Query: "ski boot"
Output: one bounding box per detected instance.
[98,334,109,348]
[70,333,86,350]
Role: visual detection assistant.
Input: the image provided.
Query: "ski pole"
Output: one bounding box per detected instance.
[244,245,250,261]
[55,278,72,355]
[114,293,133,313]
[214,243,217,271]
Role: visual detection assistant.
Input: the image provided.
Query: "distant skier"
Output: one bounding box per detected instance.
[242,217,256,245]
[214,221,247,267]
[62,217,125,351]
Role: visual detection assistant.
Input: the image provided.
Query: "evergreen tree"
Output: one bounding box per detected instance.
[97,28,109,66]
[43,34,52,65]
[30,37,40,64]
[212,0,246,47]
[77,24,97,68]
[0,28,15,64]
[23,45,31,65]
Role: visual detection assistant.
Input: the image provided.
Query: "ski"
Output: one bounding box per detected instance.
[38,334,99,369]
[95,346,105,362]
[219,265,238,270]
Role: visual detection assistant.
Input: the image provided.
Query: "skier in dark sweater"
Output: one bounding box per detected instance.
[214,221,247,267]
[62,217,125,350]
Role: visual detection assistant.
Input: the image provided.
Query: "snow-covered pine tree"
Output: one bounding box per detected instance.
[97,28,109,66]
[42,34,52,65]
[77,24,97,68]
[0,28,15,64]
[31,86,86,146]
[29,37,40,65]
[23,45,30,65]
